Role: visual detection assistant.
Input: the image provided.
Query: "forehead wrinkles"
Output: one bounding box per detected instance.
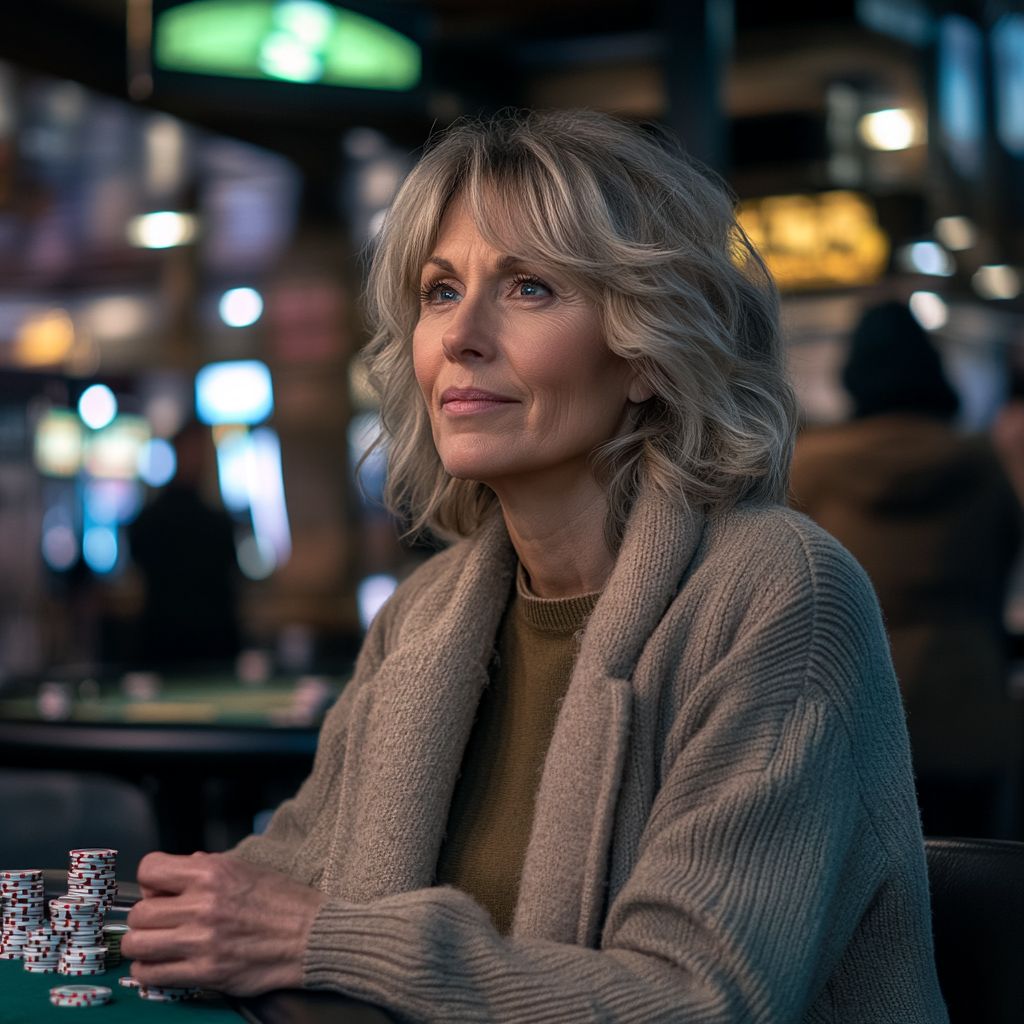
[424,180,600,301]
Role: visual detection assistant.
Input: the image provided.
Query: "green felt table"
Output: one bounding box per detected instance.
[0,676,347,728]
[0,961,239,1024]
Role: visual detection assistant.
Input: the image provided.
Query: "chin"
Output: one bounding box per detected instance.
[438,442,517,484]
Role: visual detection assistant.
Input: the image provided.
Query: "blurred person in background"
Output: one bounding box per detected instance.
[791,301,1022,839]
[128,421,240,667]
[992,357,1024,506]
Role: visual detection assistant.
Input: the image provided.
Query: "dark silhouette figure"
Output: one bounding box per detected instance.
[790,302,1022,839]
[129,422,239,666]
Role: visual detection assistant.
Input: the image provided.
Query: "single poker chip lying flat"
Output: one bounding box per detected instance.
[139,985,200,1001]
[0,870,43,879]
[50,985,111,998]
[118,976,140,988]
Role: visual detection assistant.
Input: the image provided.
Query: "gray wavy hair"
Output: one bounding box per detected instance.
[362,109,797,545]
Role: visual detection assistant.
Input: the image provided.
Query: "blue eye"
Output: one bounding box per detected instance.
[515,277,550,297]
[421,282,459,303]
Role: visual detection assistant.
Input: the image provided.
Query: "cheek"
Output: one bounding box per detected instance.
[412,327,437,400]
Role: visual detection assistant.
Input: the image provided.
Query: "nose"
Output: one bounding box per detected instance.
[441,293,497,364]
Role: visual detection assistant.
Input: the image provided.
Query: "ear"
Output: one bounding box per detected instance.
[627,375,655,403]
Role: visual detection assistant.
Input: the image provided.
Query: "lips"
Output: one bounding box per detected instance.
[440,387,516,406]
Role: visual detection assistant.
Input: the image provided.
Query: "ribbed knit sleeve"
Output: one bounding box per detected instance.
[298,515,947,1023]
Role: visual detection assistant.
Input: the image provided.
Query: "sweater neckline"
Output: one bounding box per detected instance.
[515,564,600,634]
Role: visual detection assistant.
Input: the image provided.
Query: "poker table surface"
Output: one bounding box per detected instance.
[1,959,396,1024]
[0,960,237,1024]
[0,675,348,730]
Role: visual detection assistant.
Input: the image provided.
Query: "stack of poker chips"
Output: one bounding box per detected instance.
[102,922,129,967]
[49,896,105,974]
[139,984,201,1002]
[22,924,61,973]
[60,945,110,977]
[49,984,112,1008]
[67,848,118,910]
[0,869,45,959]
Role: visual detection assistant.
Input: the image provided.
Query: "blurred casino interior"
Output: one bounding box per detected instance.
[1,0,1024,865]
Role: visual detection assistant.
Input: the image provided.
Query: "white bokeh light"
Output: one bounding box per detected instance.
[126,211,197,249]
[858,108,919,150]
[78,384,118,430]
[909,291,949,331]
[219,287,264,328]
[972,264,1022,300]
[358,573,398,629]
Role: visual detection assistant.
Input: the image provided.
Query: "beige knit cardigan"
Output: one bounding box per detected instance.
[233,490,948,1023]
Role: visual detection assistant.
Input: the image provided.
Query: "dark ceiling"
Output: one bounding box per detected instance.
[0,0,864,213]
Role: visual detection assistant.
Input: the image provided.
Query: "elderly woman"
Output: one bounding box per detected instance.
[123,111,947,1023]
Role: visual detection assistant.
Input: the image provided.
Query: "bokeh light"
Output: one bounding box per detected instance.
[858,108,919,150]
[358,573,398,629]
[195,360,274,425]
[78,384,118,430]
[126,211,197,248]
[218,287,264,327]
[82,525,118,573]
[137,438,177,487]
[909,291,950,331]
[933,215,977,251]
[972,264,1022,300]
[41,525,79,572]
[897,241,956,277]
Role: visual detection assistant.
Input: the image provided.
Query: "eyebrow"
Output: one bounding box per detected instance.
[422,254,529,276]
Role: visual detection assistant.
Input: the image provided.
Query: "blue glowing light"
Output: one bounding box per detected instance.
[215,429,253,513]
[992,13,1024,158]
[82,525,118,573]
[938,14,985,178]
[138,438,178,487]
[195,360,274,425]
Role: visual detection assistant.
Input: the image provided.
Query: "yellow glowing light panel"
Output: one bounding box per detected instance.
[15,309,75,368]
[736,191,890,291]
[34,411,84,477]
[84,416,151,480]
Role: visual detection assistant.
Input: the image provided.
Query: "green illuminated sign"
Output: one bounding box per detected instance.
[155,0,421,91]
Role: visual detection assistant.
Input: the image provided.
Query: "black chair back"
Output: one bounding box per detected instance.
[925,837,1024,1024]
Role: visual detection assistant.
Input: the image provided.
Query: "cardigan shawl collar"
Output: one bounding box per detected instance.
[320,489,706,946]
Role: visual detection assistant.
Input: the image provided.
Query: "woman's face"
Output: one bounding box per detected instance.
[413,196,642,494]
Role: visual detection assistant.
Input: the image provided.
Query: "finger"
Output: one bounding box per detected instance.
[127,892,212,931]
[122,925,193,962]
[131,958,205,989]
[135,851,211,895]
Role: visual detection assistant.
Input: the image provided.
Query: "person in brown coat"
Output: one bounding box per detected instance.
[790,301,1022,838]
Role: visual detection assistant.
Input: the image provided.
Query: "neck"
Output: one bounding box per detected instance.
[487,466,614,599]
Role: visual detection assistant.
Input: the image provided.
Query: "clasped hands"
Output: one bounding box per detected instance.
[121,851,327,996]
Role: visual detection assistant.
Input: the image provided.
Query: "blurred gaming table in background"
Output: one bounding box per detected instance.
[0,673,347,857]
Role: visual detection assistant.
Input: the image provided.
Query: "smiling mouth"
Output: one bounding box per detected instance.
[440,387,518,413]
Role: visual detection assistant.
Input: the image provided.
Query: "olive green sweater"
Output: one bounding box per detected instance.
[436,571,599,933]
[233,489,948,1023]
